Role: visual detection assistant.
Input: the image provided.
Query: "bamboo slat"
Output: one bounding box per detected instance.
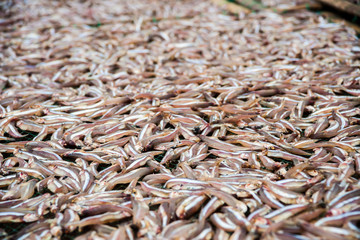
[210,0,252,14]
[234,0,266,11]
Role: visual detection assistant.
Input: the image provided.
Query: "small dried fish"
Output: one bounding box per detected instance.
[0,0,359,238]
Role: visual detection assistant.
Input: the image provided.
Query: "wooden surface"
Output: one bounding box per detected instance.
[321,11,360,33]
[210,0,360,33]
[317,0,360,17]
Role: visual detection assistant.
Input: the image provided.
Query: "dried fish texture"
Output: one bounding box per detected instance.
[0,0,359,239]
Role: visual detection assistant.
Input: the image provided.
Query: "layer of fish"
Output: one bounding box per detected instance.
[0,0,360,239]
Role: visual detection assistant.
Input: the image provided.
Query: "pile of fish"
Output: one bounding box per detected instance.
[0,0,360,239]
